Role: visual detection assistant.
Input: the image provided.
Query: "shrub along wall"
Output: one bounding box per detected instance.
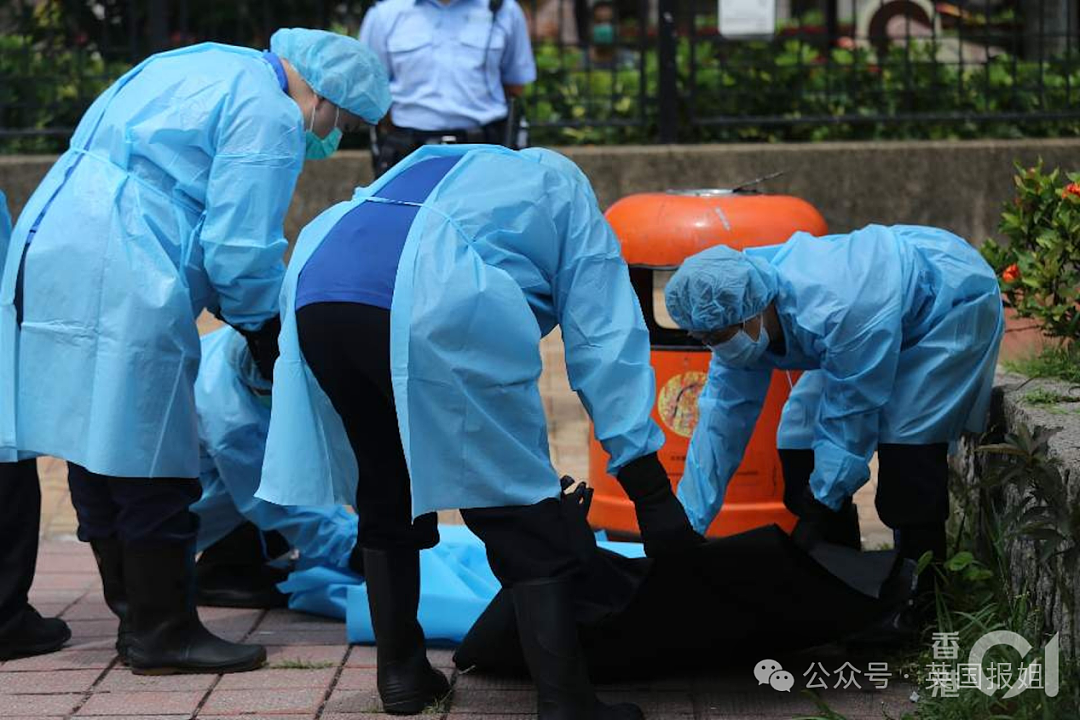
[951,372,1080,658]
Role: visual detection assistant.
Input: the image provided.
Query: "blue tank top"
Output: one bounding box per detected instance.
[296,156,461,310]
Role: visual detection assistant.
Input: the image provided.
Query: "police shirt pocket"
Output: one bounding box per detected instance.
[458,20,508,54]
[387,19,434,77]
[388,26,433,53]
[458,21,508,96]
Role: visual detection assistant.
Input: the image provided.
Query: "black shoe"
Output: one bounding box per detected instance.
[90,536,131,663]
[0,606,71,661]
[195,562,289,609]
[363,548,450,715]
[513,577,643,720]
[124,539,266,675]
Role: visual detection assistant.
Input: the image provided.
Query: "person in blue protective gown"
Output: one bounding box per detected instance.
[663,225,1004,592]
[0,190,72,661]
[258,145,703,719]
[189,326,359,607]
[0,29,390,673]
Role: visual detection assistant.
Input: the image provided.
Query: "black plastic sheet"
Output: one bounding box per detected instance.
[453,524,912,681]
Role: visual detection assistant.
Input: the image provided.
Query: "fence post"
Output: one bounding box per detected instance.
[148,0,171,53]
[657,0,679,143]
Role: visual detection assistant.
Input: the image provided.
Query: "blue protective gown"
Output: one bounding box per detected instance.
[192,327,356,569]
[0,191,32,463]
[677,225,1004,532]
[258,145,664,516]
[0,44,304,475]
[0,192,9,290]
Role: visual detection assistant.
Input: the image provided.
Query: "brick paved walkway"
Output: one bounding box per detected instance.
[1,539,918,720]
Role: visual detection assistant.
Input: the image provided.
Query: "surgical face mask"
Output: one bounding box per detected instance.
[305,102,341,160]
[592,23,615,45]
[710,319,770,368]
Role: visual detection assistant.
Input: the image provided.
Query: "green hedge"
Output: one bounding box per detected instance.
[0,33,127,154]
[3,33,1079,153]
[527,39,1080,146]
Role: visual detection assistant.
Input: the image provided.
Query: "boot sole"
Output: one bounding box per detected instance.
[131,656,267,676]
[382,691,452,716]
[195,592,288,609]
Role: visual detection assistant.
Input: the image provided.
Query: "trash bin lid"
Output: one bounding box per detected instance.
[605,189,827,267]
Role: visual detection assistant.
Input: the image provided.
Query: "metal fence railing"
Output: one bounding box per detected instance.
[1,0,1078,152]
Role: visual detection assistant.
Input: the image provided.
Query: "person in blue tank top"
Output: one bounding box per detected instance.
[262,145,704,719]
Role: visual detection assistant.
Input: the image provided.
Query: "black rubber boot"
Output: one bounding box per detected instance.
[124,539,266,675]
[0,607,71,661]
[89,536,131,663]
[512,577,644,720]
[348,544,365,576]
[363,548,450,714]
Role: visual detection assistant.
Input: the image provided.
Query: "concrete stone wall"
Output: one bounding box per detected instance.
[4,138,1079,244]
[951,372,1080,657]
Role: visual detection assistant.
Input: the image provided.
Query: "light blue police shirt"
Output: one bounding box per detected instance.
[359,0,536,131]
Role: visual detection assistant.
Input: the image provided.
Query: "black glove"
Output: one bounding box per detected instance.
[236,316,281,382]
[557,476,599,566]
[617,453,705,558]
[791,486,860,551]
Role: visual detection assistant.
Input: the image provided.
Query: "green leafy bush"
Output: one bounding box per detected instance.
[980,162,1080,344]
[0,0,128,155]
[3,21,1079,152]
[527,38,1080,146]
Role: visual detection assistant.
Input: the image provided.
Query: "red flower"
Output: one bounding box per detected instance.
[1002,264,1020,283]
[1061,182,1080,199]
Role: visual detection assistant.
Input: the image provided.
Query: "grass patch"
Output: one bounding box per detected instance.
[267,659,336,670]
[793,424,1080,720]
[1021,388,1080,407]
[1003,344,1080,384]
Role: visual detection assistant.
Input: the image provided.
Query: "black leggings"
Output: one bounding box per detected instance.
[297,302,580,585]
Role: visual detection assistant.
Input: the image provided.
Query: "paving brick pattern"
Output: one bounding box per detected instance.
[2,540,919,720]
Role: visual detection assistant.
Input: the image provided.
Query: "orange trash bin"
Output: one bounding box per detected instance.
[587,189,828,538]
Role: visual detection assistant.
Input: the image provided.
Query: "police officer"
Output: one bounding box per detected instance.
[359,0,536,176]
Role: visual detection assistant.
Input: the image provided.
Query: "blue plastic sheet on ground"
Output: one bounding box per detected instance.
[280,524,644,644]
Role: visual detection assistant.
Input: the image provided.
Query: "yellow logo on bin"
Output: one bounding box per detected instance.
[657,371,707,438]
